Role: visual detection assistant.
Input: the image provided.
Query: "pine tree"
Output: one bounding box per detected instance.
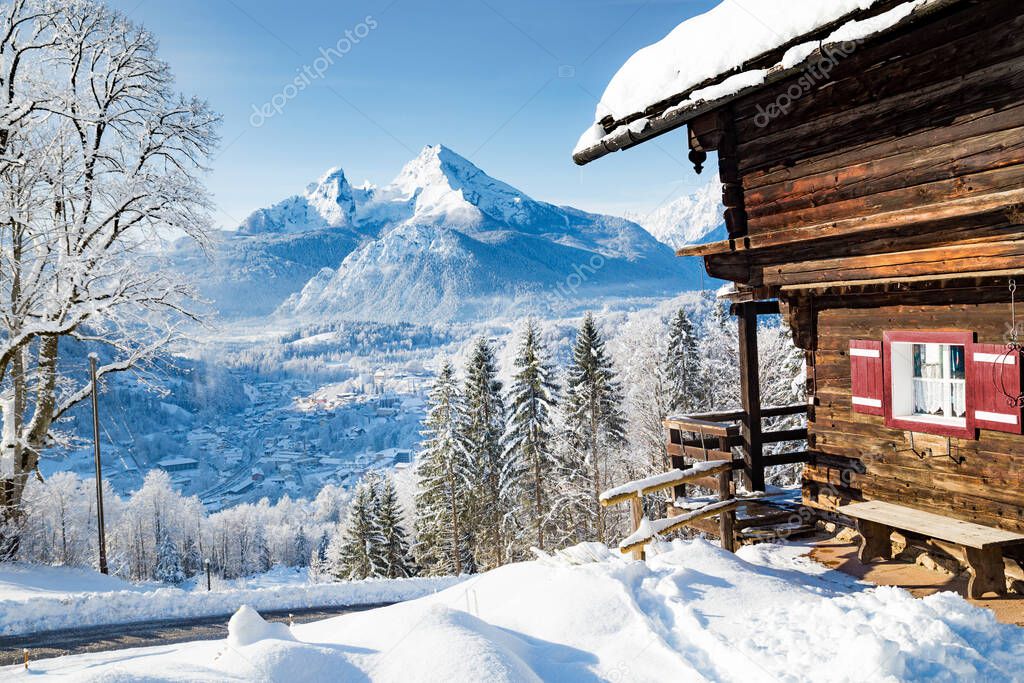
[293,527,311,568]
[154,529,185,585]
[332,476,386,580]
[563,313,626,544]
[461,337,508,570]
[181,535,203,578]
[251,527,272,575]
[665,308,701,413]
[310,530,331,580]
[374,474,416,578]
[414,361,475,576]
[504,321,559,553]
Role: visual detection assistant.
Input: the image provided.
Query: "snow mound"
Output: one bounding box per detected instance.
[370,605,546,683]
[530,541,621,567]
[0,562,145,601]
[215,640,356,683]
[226,605,294,647]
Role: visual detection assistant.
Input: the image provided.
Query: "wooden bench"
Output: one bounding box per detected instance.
[842,501,1024,599]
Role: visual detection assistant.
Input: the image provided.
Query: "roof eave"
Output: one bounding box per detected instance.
[573,0,967,167]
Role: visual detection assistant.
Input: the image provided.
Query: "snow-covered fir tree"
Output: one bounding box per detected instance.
[503,321,559,552]
[331,476,385,580]
[182,535,203,578]
[250,526,273,575]
[374,474,417,578]
[293,527,311,568]
[310,530,331,581]
[665,308,702,413]
[562,314,626,544]
[759,324,807,487]
[461,337,508,569]
[154,528,185,585]
[414,361,475,576]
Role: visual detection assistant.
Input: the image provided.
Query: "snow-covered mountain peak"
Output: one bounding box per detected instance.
[379,144,547,229]
[304,166,356,229]
[625,175,724,249]
[238,165,358,235]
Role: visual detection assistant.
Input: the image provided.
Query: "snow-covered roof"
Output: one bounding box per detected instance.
[573,0,962,165]
[157,457,198,467]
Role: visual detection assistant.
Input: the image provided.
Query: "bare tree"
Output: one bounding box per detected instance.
[0,0,219,555]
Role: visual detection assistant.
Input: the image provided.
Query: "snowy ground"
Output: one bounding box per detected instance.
[0,563,460,637]
[7,540,1022,682]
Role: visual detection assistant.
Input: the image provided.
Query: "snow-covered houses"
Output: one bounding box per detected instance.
[578,0,1024,598]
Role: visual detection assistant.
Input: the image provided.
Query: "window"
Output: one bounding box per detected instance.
[851,332,1023,437]
[881,330,975,439]
[892,342,966,426]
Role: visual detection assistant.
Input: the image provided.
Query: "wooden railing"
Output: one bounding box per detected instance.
[600,460,737,560]
[599,403,812,559]
[665,402,813,488]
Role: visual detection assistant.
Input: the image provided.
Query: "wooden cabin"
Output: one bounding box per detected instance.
[577,0,1024,597]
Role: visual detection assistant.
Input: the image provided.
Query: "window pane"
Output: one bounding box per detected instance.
[952,382,966,418]
[913,344,942,379]
[949,345,965,380]
[913,378,944,416]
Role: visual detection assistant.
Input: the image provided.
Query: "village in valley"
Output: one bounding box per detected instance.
[90,371,423,511]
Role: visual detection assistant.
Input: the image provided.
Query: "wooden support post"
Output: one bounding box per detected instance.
[737,303,765,492]
[718,470,735,553]
[716,107,748,239]
[629,494,645,561]
[964,546,1006,599]
[856,519,894,563]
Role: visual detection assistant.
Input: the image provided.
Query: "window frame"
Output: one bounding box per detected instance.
[882,330,976,439]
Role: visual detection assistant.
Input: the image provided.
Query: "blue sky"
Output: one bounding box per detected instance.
[109,0,718,230]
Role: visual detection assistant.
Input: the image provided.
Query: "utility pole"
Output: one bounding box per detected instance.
[89,354,109,575]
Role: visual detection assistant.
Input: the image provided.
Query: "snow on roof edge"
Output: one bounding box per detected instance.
[573,0,961,166]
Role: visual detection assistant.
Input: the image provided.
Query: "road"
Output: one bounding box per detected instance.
[0,603,391,667]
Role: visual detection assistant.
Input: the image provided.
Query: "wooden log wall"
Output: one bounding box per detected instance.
[804,301,1024,536]
[707,0,1024,285]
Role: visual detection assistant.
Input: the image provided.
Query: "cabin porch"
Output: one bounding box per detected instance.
[806,530,1024,627]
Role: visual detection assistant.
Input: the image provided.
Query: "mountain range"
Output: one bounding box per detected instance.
[624,175,726,251]
[171,145,723,323]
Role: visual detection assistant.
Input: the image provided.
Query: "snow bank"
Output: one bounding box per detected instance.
[0,563,148,602]
[0,572,461,636]
[8,540,1023,681]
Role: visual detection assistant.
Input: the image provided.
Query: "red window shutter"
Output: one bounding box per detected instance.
[969,343,1023,434]
[850,340,884,416]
